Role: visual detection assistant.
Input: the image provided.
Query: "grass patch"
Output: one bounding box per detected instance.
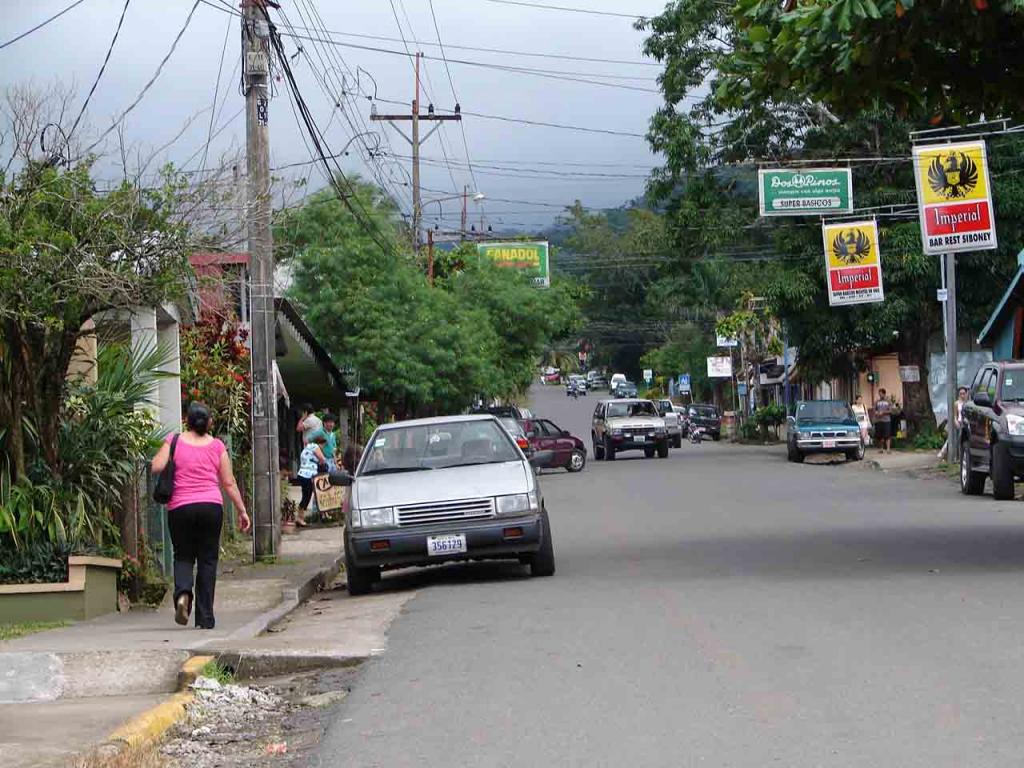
[0,620,68,641]
[219,535,252,567]
[199,659,234,685]
[70,742,166,768]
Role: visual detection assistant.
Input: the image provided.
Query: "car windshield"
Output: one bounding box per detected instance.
[1002,369,1024,401]
[499,417,525,438]
[689,406,718,418]
[796,401,854,422]
[359,420,521,475]
[606,401,657,418]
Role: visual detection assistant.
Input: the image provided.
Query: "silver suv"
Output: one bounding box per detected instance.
[591,398,669,461]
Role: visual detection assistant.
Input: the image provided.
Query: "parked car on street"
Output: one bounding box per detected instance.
[655,399,682,448]
[610,373,627,391]
[520,418,587,472]
[331,415,555,594]
[786,400,864,463]
[613,380,638,398]
[685,403,722,441]
[591,398,669,460]
[541,367,561,384]
[498,416,534,458]
[960,361,1024,499]
[474,404,535,420]
[587,373,608,390]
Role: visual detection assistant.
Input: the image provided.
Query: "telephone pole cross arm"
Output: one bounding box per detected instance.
[370,52,461,253]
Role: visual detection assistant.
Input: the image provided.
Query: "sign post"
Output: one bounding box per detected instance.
[759,168,853,217]
[821,219,884,306]
[707,356,733,378]
[912,141,996,463]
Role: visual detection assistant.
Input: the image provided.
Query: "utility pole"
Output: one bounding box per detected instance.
[461,185,468,236]
[371,52,461,254]
[427,228,434,285]
[243,0,279,558]
[944,253,958,464]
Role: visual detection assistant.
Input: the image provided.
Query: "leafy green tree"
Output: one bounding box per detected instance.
[0,161,191,479]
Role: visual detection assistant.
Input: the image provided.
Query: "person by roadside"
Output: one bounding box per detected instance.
[938,386,969,460]
[151,403,250,629]
[852,395,871,446]
[321,412,339,466]
[296,430,328,527]
[296,403,323,445]
[874,389,893,453]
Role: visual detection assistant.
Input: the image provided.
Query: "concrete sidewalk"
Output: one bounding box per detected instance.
[0,524,344,767]
[861,448,944,475]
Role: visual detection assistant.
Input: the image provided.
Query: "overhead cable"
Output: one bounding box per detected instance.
[65,0,131,146]
[0,0,88,50]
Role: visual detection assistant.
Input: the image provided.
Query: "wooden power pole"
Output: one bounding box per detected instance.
[243,0,279,558]
[371,52,461,254]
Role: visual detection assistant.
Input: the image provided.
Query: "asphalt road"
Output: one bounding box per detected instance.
[316,386,1024,767]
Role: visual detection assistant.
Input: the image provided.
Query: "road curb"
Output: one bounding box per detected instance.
[213,552,345,648]
[103,654,212,752]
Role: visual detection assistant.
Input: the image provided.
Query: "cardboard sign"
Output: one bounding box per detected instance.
[821,219,884,306]
[912,141,997,254]
[313,474,344,513]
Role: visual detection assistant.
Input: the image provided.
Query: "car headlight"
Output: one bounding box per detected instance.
[655,427,667,435]
[1006,414,1024,436]
[496,492,538,516]
[353,506,395,528]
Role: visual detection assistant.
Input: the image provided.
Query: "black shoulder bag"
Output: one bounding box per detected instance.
[153,434,180,504]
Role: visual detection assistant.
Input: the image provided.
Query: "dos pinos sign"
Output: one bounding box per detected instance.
[758,168,853,216]
[821,219,884,307]
[912,141,997,255]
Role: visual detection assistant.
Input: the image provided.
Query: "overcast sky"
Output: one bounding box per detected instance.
[3,0,668,232]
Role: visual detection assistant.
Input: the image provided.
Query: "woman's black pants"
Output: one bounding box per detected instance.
[167,502,223,629]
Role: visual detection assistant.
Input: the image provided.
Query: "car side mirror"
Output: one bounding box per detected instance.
[973,392,992,407]
[561,430,571,437]
[529,450,554,467]
[328,469,354,487]
[787,415,796,424]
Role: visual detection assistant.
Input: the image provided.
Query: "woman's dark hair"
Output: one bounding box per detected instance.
[187,402,212,436]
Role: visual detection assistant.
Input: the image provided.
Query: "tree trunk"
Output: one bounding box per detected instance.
[897,326,936,435]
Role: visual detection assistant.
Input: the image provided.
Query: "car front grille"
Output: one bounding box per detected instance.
[395,498,495,527]
[809,431,848,438]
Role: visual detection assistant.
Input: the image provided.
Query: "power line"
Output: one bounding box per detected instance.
[427,0,480,194]
[82,0,201,157]
[199,0,658,67]
[483,0,652,19]
[66,0,131,145]
[199,9,234,172]
[0,0,88,50]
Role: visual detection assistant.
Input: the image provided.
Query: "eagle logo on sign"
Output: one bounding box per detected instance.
[831,229,871,265]
[928,152,979,199]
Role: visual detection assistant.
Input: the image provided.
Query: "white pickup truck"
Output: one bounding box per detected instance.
[655,399,683,448]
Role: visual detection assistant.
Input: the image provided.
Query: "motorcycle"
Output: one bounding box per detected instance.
[689,425,706,444]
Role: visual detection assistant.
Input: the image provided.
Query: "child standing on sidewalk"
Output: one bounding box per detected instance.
[296,430,328,527]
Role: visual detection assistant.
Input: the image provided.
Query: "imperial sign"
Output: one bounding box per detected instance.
[758,168,853,216]
[821,219,884,306]
[912,141,997,255]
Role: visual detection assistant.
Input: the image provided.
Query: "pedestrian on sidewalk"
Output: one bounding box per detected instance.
[151,402,251,629]
[321,412,339,467]
[297,430,329,526]
[938,386,969,460]
[852,395,871,446]
[297,403,323,444]
[874,389,893,453]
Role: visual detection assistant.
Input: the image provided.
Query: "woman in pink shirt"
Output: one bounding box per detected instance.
[151,403,250,629]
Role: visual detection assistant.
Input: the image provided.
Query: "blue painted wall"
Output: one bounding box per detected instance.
[994,317,1015,361]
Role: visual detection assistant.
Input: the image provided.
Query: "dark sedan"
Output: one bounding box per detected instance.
[520,418,587,472]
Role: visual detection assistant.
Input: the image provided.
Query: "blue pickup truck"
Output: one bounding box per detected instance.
[787,400,865,463]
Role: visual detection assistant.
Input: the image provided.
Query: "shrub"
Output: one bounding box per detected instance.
[0,539,71,585]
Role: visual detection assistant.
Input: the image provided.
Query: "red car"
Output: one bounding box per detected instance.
[519,418,587,473]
